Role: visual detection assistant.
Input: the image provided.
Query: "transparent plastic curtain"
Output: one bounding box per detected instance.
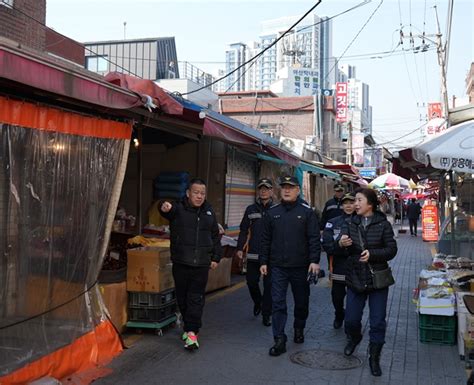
[0,123,129,376]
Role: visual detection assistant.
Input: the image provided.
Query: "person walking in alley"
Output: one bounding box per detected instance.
[259,175,321,357]
[320,183,345,229]
[407,198,422,236]
[159,178,221,350]
[338,188,397,376]
[236,178,274,327]
[322,193,356,330]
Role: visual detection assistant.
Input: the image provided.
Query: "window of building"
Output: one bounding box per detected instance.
[86,56,108,72]
[0,0,13,7]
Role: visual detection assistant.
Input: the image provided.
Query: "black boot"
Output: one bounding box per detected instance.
[369,343,383,376]
[262,315,271,327]
[344,332,362,356]
[269,335,287,356]
[294,328,304,343]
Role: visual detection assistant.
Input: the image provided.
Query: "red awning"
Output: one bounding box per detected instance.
[325,164,361,176]
[105,72,184,116]
[203,117,299,166]
[0,42,143,110]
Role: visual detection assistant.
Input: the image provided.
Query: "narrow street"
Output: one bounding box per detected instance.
[96,234,466,385]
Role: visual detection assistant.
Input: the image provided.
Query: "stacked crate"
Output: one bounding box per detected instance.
[126,247,176,331]
[419,314,456,345]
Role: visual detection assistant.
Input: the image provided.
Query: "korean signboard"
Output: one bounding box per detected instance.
[425,117,448,137]
[428,102,443,119]
[352,132,365,166]
[422,204,439,242]
[293,69,319,96]
[335,82,348,123]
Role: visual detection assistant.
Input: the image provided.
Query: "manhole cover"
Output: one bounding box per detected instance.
[290,349,362,370]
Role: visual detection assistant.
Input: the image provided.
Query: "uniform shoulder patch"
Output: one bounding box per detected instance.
[270,203,280,209]
[301,203,311,209]
[325,222,333,229]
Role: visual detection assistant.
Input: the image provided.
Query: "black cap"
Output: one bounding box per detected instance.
[279,175,299,186]
[341,193,355,203]
[334,183,344,192]
[257,178,273,188]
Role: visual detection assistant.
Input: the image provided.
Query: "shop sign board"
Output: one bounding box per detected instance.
[359,167,377,178]
[422,204,439,242]
[335,82,348,122]
[428,102,443,119]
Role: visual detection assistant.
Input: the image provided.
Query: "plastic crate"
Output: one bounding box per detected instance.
[419,326,456,345]
[128,302,177,323]
[128,290,176,308]
[419,314,456,331]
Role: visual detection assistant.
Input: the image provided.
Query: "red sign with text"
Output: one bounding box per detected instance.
[428,102,442,119]
[336,82,348,123]
[422,204,439,242]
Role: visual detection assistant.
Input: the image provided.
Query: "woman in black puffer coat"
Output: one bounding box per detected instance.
[337,188,397,377]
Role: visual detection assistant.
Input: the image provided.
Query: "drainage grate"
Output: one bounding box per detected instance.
[290,349,363,370]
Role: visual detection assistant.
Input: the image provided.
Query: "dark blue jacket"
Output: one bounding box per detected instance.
[159,198,222,267]
[320,196,344,230]
[407,202,421,220]
[322,213,353,276]
[260,198,321,267]
[236,199,273,261]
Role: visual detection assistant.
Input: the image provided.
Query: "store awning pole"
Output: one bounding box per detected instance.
[137,126,143,234]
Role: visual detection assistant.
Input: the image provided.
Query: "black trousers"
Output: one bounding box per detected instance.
[331,281,346,321]
[246,261,272,317]
[172,263,209,334]
[409,218,418,235]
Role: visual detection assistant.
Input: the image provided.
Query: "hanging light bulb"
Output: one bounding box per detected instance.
[133,138,139,148]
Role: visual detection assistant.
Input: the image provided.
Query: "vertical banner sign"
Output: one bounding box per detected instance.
[422,203,439,242]
[428,102,442,119]
[352,133,365,166]
[336,82,348,122]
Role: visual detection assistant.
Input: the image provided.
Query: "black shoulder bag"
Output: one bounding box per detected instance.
[357,226,395,290]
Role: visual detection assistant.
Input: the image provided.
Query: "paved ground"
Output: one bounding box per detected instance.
[95,233,467,385]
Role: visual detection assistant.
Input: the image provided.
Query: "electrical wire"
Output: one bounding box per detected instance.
[180,0,324,96]
[1,0,142,78]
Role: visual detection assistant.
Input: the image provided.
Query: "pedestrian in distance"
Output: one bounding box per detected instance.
[407,198,422,236]
[259,175,321,357]
[320,183,345,230]
[322,193,356,330]
[236,178,274,327]
[159,178,221,351]
[338,188,397,376]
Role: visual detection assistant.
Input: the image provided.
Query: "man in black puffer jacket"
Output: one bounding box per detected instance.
[160,178,221,350]
[260,175,321,357]
[236,178,274,326]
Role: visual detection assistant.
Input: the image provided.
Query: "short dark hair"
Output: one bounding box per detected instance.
[188,178,206,189]
[354,188,379,211]
[411,198,416,203]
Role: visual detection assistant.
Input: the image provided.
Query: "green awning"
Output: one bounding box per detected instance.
[298,161,341,180]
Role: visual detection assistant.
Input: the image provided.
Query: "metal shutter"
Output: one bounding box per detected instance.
[224,152,256,237]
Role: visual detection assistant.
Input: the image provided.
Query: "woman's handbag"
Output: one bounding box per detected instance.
[357,226,395,290]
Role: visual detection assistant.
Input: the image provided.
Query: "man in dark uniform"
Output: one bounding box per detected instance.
[159,178,222,350]
[320,183,345,230]
[236,178,274,326]
[407,198,422,236]
[322,193,356,329]
[260,175,321,357]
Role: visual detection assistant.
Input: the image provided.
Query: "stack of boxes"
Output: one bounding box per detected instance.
[126,247,176,328]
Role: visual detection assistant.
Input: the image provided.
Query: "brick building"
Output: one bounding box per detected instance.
[0,0,84,66]
[218,91,347,162]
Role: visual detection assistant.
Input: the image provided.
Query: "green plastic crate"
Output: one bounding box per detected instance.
[419,326,456,345]
[418,314,456,331]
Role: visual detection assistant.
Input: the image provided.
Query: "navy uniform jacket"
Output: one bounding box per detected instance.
[236,199,273,262]
[320,196,344,230]
[322,213,353,280]
[259,198,321,267]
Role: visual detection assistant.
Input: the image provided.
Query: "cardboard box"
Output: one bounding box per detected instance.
[99,282,128,333]
[457,292,471,356]
[127,247,174,292]
[206,256,232,293]
[418,293,455,316]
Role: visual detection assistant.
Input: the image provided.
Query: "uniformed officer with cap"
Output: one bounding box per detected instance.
[320,183,345,230]
[260,175,321,356]
[322,193,356,329]
[236,177,274,326]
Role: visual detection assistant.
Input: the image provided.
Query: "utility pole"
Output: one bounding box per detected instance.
[433,5,450,118]
[347,121,353,165]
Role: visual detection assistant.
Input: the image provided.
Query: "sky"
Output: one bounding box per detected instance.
[46,0,474,151]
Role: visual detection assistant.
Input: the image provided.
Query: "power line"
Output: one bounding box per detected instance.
[1,0,141,78]
[180,0,324,96]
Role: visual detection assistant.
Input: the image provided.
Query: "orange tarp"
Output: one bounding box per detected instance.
[0,96,132,139]
[0,320,122,385]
